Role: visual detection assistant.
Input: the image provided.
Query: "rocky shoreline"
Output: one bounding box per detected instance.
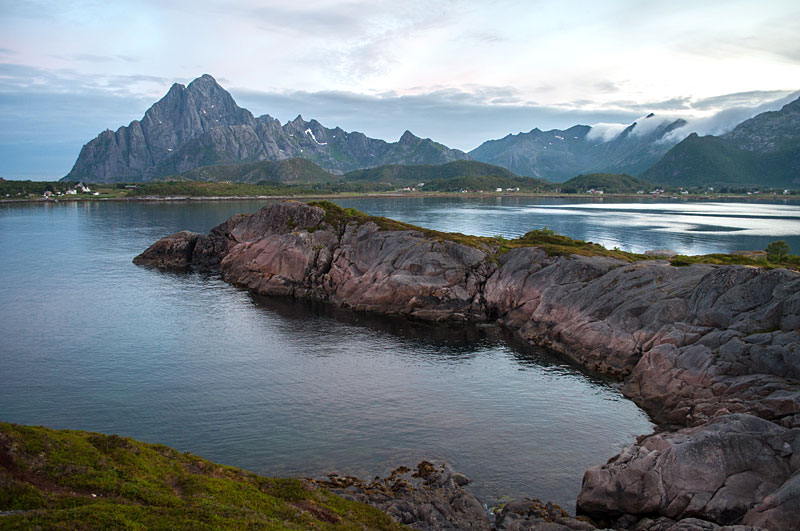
[135,200,800,530]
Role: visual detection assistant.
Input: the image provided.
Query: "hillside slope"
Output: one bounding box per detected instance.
[469,116,687,181]
[643,96,800,188]
[0,421,403,529]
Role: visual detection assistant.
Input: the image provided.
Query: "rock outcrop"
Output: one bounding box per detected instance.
[578,414,800,528]
[135,201,800,529]
[313,461,490,531]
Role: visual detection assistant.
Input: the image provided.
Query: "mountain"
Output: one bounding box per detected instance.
[63,74,469,183]
[469,115,687,182]
[643,97,800,188]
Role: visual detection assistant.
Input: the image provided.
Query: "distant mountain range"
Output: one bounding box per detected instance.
[468,115,687,182]
[643,97,800,188]
[64,75,468,183]
[63,74,800,188]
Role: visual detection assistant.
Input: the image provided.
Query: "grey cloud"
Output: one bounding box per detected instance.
[221,1,384,36]
[690,90,796,110]
[640,97,693,111]
[0,63,171,97]
[593,81,619,94]
[660,90,800,142]
[60,53,140,64]
[677,11,800,64]
[603,96,693,112]
[0,65,165,178]
[0,48,16,55]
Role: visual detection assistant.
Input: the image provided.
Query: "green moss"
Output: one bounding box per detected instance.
[0,481,46,510]
[0,422,405,530]
[498,229,651,261]
[308,201,651,261]
[308,201,500,251]
[668,253,789,269]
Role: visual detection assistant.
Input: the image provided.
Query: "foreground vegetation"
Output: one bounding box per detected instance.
[0,422,404,530]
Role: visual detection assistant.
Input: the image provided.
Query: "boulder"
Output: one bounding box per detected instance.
[577,414,800,526]
[314,461,491,531]
[133,230,199,269]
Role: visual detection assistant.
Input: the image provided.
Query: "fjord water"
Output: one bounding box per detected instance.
[2,197,798,509]
[336,196,800,255]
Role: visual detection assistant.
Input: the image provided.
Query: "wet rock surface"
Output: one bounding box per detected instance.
[136,201,800,529]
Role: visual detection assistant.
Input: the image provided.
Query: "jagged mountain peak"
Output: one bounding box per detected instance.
[189,73,221,87]
[399,130,421,144]
[64,74,468,182]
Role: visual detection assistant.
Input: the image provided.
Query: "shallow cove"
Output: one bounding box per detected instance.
[0,199,658,509]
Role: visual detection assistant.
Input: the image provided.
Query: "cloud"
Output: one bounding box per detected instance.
[585,123,628,142]
[678,11,800,65]
[690,90,796,110]
[593,81,620,94]
[582,89,800,145]
[0,64,166,178]
[662,90,800,142]
[53,53,140,64]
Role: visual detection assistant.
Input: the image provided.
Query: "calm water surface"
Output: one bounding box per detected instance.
[3,197,797,508]
[337,196,800,255]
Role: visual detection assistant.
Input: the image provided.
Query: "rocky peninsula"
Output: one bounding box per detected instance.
[135,200,800,530]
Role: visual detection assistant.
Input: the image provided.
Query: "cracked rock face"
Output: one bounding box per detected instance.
[577,414,800,528]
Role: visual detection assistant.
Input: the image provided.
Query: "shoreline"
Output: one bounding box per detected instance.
[2,191,798,204]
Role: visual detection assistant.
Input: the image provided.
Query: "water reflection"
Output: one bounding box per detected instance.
[249,293,617,385]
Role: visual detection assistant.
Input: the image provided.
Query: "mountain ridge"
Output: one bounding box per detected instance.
[63,75,470,183]
[63,74,800,188]
[643,96,800,188]
[468,116,688,182]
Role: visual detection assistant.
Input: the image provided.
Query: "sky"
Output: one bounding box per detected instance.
[1,0,799,179]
